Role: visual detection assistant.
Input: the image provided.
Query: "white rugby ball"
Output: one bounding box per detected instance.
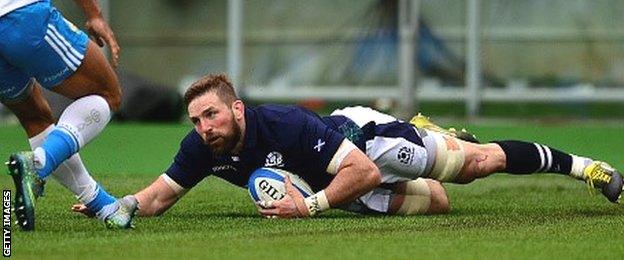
[248,167,314,203]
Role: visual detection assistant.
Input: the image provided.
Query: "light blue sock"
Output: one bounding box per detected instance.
[38,128,79,179]
[85,184,117,215]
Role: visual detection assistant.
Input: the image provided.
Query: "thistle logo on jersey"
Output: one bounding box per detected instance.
[248,168,314,203]
[265,151,284,167]
[397,146,415,165]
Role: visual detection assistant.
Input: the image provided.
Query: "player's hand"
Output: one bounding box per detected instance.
[257,176,310,218]
[85,17,120,67]
[71,203,96,218]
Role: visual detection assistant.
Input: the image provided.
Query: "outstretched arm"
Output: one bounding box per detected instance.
[134,175,185,216]
[72,0,120,67]
[73,175,186,217]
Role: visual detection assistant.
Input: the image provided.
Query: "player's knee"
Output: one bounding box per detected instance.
[426,180,451,214]
[18,114,55,135]
[102,83,122,112]
[388,179,450,215]
[454,143,504,184]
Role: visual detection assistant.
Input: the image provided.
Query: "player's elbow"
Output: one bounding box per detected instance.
[360,161,381,190]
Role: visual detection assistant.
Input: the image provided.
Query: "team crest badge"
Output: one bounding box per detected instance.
[397,146,414,165]
[265,151,284,167]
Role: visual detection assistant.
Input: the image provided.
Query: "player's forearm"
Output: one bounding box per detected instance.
[73,0,104,20]
[134,192,175,217]
[133,176,181,217]
[323,152,381,208]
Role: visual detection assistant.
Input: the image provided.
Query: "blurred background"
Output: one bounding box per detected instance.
[2,0,624,124]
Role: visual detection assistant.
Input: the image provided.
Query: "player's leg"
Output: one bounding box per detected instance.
[339,178,450,215]
[31,38,121,180]
[1,77,50,230]
[426,131,623,203]
[2,2,134,229]
[410,113,480,143]
[329,107,451,215]
[35,11,137,228]
[3,83,125,228]
[386,179,450,215]
[2,2,120,181]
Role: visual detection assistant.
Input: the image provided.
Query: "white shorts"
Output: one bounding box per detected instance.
[331,106,440,214]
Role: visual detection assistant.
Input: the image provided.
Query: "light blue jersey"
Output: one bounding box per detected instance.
[0,0,88,103]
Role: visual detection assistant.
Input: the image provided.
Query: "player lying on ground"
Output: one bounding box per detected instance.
[73,73,624,218]
[1,0,137,230]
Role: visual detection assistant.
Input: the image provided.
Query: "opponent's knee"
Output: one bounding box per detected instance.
[101,83,122,112]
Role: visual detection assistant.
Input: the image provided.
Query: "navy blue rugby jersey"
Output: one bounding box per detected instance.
[165,104,359,192]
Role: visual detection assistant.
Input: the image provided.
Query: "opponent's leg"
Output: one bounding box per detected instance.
[28,125,120,221]
[33,39,120,180]
[3,82,55,231]
[41,38,136,228]
[29,40,135,227]
[3,1,133,229]
[4,84,123,228]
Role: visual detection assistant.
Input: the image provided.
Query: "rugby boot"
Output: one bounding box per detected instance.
[105,195,139,229]
[583,161,623,203]
[409,113,480,143]
[6,151,45,231]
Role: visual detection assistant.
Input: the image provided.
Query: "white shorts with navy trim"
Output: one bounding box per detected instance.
[331,106,439,214]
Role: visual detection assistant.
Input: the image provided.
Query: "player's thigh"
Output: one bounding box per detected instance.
[1,2,121,110]
[367,125,432,181]
[52,39,121,110]
[1,2,85,90]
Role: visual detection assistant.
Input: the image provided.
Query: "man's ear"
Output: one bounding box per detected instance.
[232,100,245,120]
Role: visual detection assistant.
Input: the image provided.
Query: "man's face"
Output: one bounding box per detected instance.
[188,92,243,155]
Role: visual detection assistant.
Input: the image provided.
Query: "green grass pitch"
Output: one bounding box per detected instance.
[1,122,623,259]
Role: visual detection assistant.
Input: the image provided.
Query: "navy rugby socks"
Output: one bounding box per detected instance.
[493,140,573,175]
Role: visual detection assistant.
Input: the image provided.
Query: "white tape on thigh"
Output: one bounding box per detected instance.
[396,178,431,215]
[429,133,465,182]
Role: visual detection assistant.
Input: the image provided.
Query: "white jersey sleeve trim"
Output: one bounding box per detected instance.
[0,0,40,17]
[161,173,189,198]
[326,139,357,174]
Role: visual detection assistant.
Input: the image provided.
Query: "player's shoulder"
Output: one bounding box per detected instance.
[253,104,314,124]
[179,129,211,154]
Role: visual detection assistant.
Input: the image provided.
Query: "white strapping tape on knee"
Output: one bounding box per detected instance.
[429,133,465,182]
[396,178,431,215]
